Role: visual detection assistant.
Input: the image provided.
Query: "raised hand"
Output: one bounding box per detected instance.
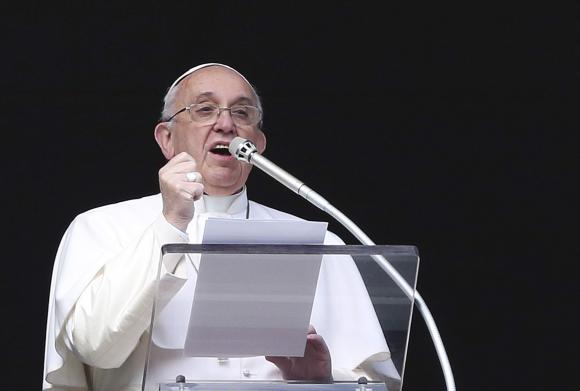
[158,152,204,231]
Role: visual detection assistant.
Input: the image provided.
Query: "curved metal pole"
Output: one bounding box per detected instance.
[230,138,456,390]
[304,189,456,391]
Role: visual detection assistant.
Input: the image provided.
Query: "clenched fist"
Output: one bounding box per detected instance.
[158,152,204,232]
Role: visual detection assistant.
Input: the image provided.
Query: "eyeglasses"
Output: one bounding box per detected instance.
[166,102,262,127]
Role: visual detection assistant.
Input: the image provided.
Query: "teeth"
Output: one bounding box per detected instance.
[214,144,228,149]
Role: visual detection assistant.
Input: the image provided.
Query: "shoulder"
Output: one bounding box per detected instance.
[78,193,160,221]
[70,194,162,241]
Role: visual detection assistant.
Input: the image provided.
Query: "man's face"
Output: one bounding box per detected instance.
[158,66,266,196]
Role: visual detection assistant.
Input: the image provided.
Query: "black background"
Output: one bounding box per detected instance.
[1,2,578,390]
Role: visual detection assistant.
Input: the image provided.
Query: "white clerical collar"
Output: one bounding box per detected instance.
[194,187,248,216]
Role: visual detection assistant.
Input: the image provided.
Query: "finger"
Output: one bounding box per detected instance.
[306,333,330,354]
[182,183,204,200]
[159,156,196,179]
[265,356,291,372]
[161,152,196,173]
[170,151,195,163]
[307,324,317,335]
[163,152,195,169]
[179,190,195,201]
[172,160,198,173]
[185,171,202,183]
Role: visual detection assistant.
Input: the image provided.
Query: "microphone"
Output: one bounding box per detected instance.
[228,136,456,391]
[229,136,413,291]
[229,137,332,212]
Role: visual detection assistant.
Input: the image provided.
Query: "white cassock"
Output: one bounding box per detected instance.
[43,188,400,391]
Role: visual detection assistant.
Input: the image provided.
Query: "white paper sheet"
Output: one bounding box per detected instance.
[183,218,327,358]
[201,218,328,245]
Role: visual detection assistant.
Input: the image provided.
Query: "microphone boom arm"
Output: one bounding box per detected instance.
[230,137,456,391]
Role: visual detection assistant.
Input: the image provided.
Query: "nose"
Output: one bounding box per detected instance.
[213,107,236,133]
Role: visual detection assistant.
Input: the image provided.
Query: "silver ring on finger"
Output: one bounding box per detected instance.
[186,172,199,182]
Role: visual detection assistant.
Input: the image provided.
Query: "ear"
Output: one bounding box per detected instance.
[154,122,175,160]
[255,129,267,154]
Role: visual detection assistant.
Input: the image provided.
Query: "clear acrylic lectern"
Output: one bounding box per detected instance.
[142,244,419,391]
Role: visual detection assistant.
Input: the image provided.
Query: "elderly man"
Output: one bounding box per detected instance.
[43,63,398,391]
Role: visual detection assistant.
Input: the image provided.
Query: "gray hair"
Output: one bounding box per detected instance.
[159,63,264,128]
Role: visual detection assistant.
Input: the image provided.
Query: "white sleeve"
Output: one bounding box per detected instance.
[64,214,188,369]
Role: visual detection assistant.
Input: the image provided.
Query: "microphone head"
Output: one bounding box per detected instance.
[228,137,247,156]
[229,137,258,163]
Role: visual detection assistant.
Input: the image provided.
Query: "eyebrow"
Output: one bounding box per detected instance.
[193,91,255,105]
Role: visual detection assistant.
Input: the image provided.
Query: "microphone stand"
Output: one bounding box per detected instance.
[230,138,456,391]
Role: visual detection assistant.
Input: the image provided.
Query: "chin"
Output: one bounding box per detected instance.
[206,166,248,189]
[205,177,244,196]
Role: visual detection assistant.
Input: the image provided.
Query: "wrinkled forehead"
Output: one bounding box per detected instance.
[168,63,252,92]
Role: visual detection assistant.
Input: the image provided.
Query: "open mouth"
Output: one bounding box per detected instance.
[210,144,231,156]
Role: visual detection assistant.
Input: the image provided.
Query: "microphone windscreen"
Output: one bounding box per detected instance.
[228,137,248,156]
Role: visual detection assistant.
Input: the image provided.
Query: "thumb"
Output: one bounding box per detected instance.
[265,355,291,372]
